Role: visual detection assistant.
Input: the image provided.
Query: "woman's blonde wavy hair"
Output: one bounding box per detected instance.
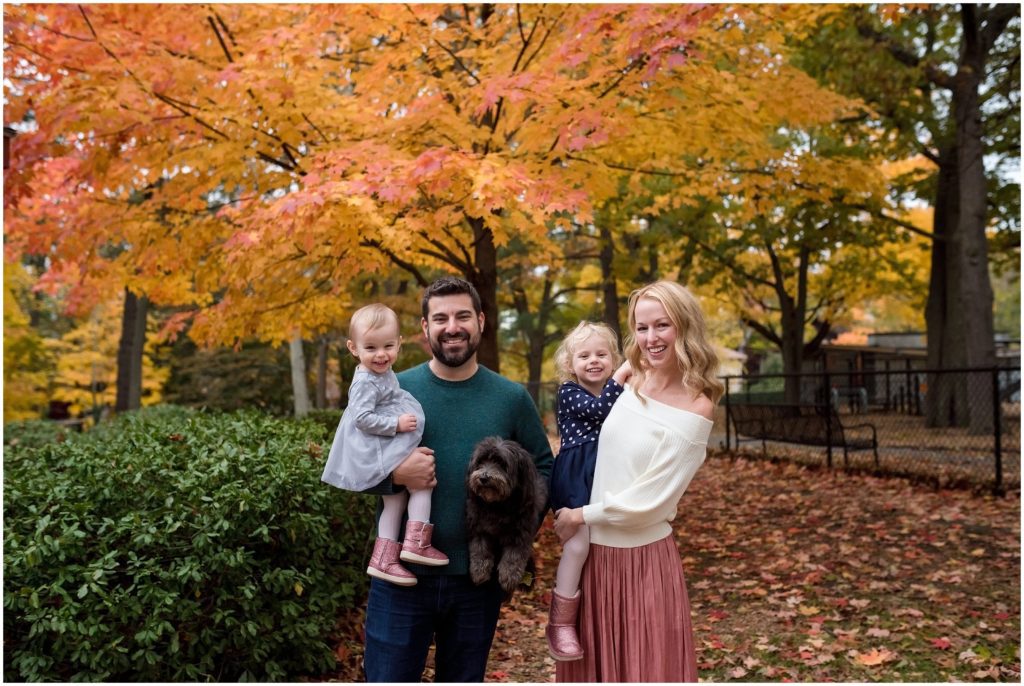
[553,321,623,384]
[624,280,724,405]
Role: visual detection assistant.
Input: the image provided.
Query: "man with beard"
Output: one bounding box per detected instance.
[361,276,554,683]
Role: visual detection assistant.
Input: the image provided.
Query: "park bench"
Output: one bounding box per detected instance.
[727,403,878,466]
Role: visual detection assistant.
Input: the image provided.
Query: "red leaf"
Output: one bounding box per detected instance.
[930,637,952,650]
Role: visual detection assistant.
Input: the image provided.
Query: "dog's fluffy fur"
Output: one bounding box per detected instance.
[465,436,547,594]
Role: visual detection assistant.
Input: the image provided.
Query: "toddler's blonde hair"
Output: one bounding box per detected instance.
[348,303,400,342]
[554,321,623,384]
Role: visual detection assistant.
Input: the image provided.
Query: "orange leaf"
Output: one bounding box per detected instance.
[853,648,896,666]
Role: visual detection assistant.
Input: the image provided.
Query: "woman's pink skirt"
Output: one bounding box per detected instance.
[555,535,698,683]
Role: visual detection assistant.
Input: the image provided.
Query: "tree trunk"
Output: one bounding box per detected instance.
[925,145,969,427]
[512,276,555,406]
[525,328,545,406]
[468,215,500,372]
[952,5,996,434]
[598,222,622,344]
[780,305,804,406]
[115,288,148,413]
[773,244,808,405]
[315,336,328,409]
[290,336,311,418]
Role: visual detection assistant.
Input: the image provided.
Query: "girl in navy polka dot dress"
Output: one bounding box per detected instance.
[546,321,631,662]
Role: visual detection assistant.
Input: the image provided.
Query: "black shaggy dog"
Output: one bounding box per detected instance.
[465,436,547,595]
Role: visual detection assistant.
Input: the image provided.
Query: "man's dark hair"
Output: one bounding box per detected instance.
[421,276,483,318]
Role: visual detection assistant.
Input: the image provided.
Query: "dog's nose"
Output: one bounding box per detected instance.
[479,474,489,483]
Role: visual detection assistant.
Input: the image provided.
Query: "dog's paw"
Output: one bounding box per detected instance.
[497,561,524,594]
[469,558,494,586]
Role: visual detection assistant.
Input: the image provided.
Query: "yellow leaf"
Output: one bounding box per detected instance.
[294,582,304,597]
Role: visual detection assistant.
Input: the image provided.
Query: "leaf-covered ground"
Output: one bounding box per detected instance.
[325,453,1020,682]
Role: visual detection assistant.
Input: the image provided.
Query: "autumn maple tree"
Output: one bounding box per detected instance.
[7,3,973,412]
[545,5,896,400]
[4,4,720,371]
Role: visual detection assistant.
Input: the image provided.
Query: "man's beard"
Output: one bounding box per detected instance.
[430,330,480,368]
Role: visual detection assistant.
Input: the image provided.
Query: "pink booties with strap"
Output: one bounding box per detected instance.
[400,520,449,566]
[367,537,417,586]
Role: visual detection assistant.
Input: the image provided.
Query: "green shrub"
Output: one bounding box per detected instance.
[3,406,374,681]
[301,409,343,440]
[161,339,295,416]
[3,419,75,455]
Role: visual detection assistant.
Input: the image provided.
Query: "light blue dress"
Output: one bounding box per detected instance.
[321,366,425,491]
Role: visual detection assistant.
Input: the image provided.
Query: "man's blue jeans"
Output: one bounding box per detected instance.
[363,574,505,682]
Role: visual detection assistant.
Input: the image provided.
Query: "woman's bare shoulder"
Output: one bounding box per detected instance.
[689,394,716,421]
[645,383,716,420]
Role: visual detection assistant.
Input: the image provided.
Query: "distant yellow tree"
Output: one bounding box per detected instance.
[47,297,170,420]
[3,261,51,421]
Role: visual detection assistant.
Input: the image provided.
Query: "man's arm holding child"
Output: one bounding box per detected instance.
[361,446,437,495]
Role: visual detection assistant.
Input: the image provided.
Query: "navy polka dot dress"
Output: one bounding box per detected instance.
[549,379,625,511]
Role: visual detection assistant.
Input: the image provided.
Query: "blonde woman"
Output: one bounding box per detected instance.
[553,281,723,682]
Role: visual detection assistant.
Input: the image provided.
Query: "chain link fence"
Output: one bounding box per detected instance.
[722,366,1020,494]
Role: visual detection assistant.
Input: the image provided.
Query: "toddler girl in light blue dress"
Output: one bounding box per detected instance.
[321,303,447,585]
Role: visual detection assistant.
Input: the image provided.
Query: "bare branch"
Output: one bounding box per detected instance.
[302,113,330,143]
[208,15,234,63]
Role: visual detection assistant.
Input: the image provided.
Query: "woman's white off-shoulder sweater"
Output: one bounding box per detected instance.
[582,385,712,548]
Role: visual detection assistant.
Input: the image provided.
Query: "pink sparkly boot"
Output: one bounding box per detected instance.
[399,521,449,566]
[546,589,584,661]
[367,537,417,586]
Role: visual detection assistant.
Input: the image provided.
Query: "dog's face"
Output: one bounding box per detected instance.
[466,436,530,504]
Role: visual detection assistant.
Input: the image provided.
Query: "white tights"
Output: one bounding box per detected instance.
[378,488,433,540]
[554,524,590,597]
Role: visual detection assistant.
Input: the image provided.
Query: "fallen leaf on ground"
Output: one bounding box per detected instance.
[851,647,897,666]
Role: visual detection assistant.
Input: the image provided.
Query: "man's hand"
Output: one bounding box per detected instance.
[393,446,436,490]
[396,413,418,433]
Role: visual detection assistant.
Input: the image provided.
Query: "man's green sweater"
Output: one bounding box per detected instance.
[365,362,554,576]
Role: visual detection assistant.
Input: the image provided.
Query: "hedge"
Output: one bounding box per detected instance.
[3,418,76,456]
[3,406,374,681]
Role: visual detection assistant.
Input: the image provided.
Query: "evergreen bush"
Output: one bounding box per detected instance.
[302,409,343,439]
[3,406,373,681]
[3,418,73,455]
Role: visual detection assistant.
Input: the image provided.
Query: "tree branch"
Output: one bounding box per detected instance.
[208,15,234,63]
[854,10,953,89]
[980,3,1020,55]
[742,316,781,347]
[361,238,430,287]
[687,234,778,290]
[845,203,942,242]
[302,113,330,143]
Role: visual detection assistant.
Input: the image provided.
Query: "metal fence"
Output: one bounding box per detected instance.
[527,366,1020,494]
[722,366,1020,494]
